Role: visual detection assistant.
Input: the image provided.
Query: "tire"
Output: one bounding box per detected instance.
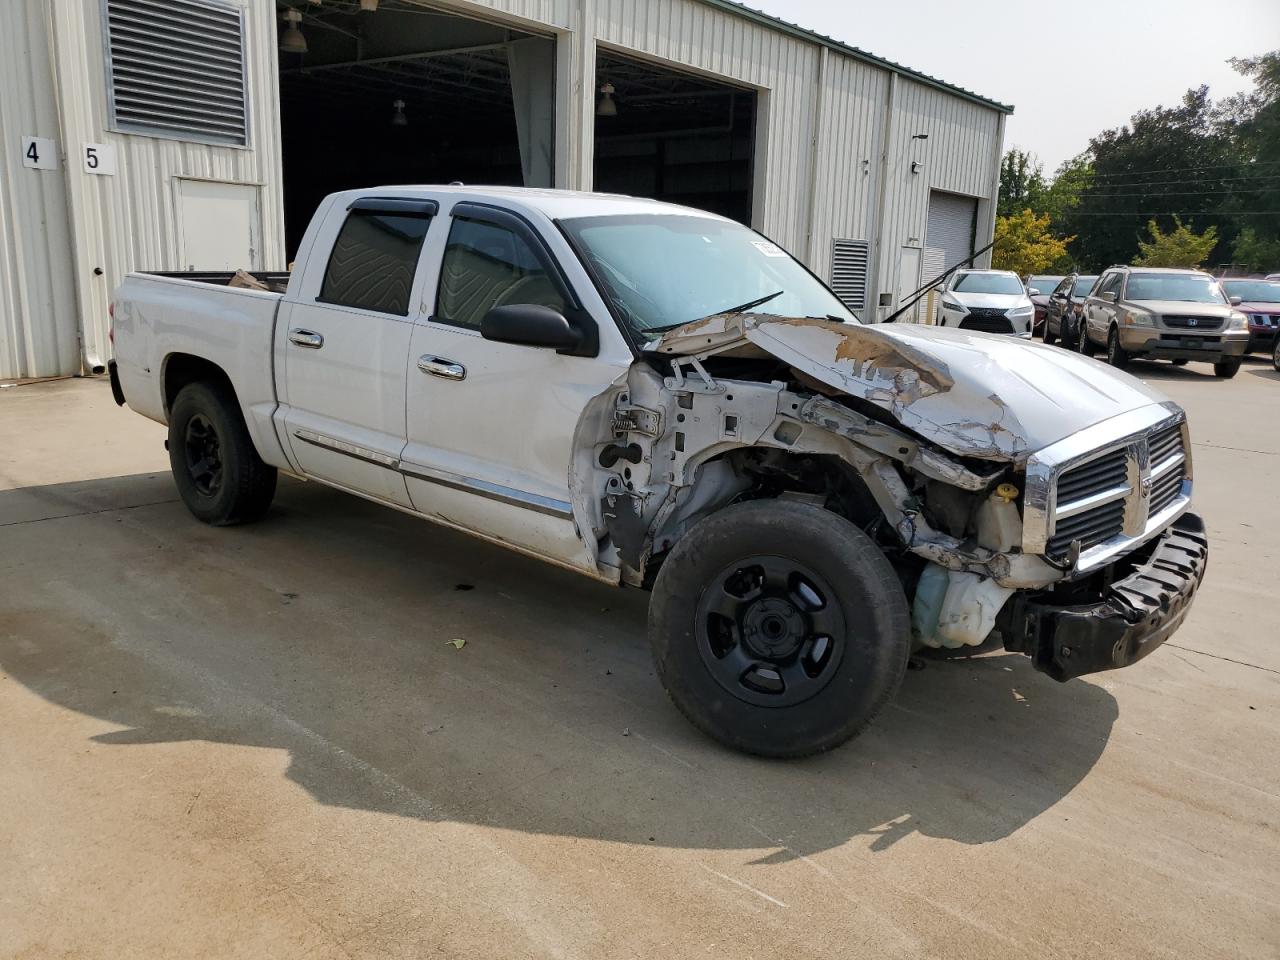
[1171,358,1189,366]
[1106,327,1130,368]
[1273,339,1280,372]
[1043,322,1057,346]
[168,381,277,526]
[1078,322,1096,356]
[1213,357,1242,379]
[648,500,911,758]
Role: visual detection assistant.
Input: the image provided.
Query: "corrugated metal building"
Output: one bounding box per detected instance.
[0,0,1010,380]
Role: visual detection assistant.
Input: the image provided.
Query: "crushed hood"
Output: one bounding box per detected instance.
[651,315,1170,461]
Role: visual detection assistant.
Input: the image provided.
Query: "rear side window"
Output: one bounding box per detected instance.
[436,218,566,330]
[320,210,432,316]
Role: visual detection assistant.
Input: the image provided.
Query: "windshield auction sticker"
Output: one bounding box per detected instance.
[751,240,788,258]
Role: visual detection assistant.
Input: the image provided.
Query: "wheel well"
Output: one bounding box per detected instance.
[162,354,235,416]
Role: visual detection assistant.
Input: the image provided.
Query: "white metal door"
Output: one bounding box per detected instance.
[176,179,261,271]
[897,247,922,323]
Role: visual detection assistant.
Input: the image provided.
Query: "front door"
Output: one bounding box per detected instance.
[400,204,628,570]
[279,198,437,507]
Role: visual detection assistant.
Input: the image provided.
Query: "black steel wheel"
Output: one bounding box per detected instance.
[168,380,277,526]
[183,413,223,497]
[649,499,910,758]
[696,556,846,708]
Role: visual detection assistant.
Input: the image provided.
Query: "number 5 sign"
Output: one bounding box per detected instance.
[83,143,116,176]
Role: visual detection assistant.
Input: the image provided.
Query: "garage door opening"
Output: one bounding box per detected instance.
[277,1,555,257]
[594,51,755,225]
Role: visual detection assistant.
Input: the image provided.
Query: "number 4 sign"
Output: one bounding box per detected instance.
[21,136,58,171]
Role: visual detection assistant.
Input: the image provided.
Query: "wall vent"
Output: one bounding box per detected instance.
[830,238,870,311]
[104,0,249,147]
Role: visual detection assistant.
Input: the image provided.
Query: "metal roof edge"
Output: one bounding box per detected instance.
[695,0,1015,115]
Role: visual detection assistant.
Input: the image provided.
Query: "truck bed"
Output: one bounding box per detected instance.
[143,270,292,293]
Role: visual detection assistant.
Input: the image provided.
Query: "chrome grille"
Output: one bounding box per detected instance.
[1046,449,1129,559]
[1163,315,1223,330]
[1025,406,1193,571]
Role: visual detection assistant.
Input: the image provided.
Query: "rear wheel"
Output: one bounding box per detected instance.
[1043,321,1057,346]
[649,500,910,758]
[1107,327,1130,368]
[168,381,277,525]
[1213,357,1242,379]
[1273,338,1280,372]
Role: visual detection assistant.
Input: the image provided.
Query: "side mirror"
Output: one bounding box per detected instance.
[1100,291,1117,303]
[1229,295,1243,306]
[1028,288,1041,296]
[481,303,581,352]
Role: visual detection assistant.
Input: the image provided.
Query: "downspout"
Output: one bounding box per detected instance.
[803,45,829,270]
[868,72,898,322]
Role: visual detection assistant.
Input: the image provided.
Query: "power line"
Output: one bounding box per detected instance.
[1076,160,1280,181]
[1080,174,1280,191]
[1062,210,1280,217]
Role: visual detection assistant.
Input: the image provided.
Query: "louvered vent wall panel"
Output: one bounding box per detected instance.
[104,0,248,146]
[830,238,870,310]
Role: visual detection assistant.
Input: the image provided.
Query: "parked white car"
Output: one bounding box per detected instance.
[936,269,1036,337]
[108,186,1208,758]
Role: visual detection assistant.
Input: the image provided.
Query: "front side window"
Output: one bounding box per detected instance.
[1097,272,1123,297]
[560,214,855,342]
[952,272,1025,295]
[436,219,567,330]
[1124,273,1226,304]
[1072,276,1098,298]
[320,210,432,315]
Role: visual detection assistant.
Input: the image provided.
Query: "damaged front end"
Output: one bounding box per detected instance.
[570,312,1204,679]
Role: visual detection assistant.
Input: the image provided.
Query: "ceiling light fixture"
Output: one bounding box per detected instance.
[280,8,307,54]
[596,81,618,118]
[391,99,408,127]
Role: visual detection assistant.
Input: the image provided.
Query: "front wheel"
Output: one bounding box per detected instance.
[168,381,277,525]
[1214,357,1242,379]
[648,500,911,758]
[1043,322,1057,346]
[1078,322,1096,356]
[1107,327,1130,368]
[1273,339,1280,372]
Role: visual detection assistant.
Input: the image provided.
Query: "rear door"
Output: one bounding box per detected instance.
[277,197,438,507]
[399,202,628,570]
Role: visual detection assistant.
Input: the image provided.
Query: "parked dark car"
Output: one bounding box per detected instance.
[1220,279,1280,354]
[1042,274,1098,348]
[1026,274,1065,336]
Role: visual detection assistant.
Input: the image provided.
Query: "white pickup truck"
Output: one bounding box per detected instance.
[110,186,1208,757]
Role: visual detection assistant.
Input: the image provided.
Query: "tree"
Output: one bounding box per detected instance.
[992,209,1074,275]
[997,149,1048,219]
[1227,52,1280,245]
[1133,217,1218,268]
[1039,153,1094,223]
[1060,86,1244,270]
[1231,227,1280,272]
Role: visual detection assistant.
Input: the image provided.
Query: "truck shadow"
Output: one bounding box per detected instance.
[0,473,1119,860]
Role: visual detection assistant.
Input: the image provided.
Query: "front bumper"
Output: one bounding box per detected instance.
[1001,513,1208,682]
[1119,327,1249,360]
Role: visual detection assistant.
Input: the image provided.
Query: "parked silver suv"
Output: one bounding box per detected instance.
[1079,266,1250,378]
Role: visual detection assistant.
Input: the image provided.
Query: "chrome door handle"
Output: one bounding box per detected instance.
[289,328,324,349]
[417,355,466,381]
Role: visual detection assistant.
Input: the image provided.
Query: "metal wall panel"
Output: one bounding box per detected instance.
[0,0,80,379]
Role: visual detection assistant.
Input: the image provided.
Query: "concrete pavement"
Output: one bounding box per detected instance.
[1,361,1278,959]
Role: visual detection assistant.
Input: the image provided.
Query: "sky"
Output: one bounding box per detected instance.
[748,0,1279,176]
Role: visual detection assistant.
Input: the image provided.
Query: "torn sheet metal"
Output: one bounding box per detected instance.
[652,315,1171,462]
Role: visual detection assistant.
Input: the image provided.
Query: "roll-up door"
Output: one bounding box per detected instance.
[926,191,977,274]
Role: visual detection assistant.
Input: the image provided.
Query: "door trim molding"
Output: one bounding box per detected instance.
[292,429,573,520]
[400,462,573,519]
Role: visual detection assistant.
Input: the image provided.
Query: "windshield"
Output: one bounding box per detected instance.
[559,214,856,340]
[953,273,1025,296]
[1222,280,1280,303]
[1073,276,1099,297]
[1028,276,1063,294]
[1125,273,1227,304]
